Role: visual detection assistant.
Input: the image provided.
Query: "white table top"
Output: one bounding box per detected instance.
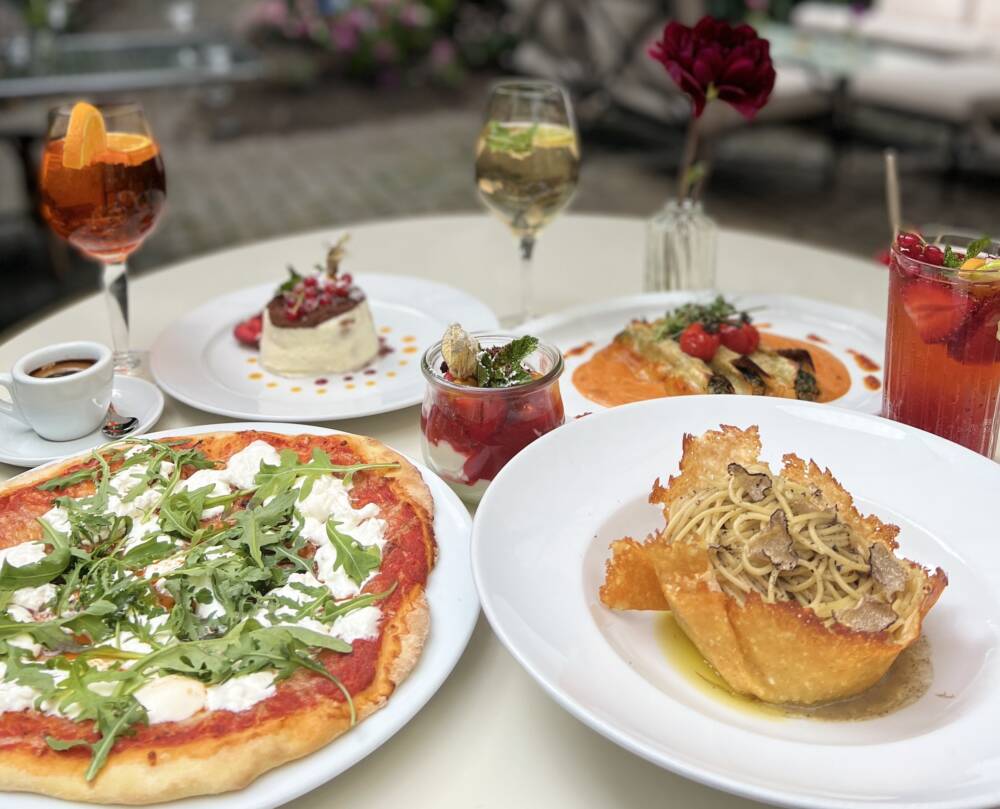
[0,214,886,809]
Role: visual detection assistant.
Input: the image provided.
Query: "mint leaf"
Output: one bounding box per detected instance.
[326,521,381,585]
[943,245,962,269]
[277,265,304,294]
[964,236,993,261]
[484,121,537,155]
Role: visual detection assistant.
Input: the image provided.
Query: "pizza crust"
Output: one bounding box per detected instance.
[0,430,435,804]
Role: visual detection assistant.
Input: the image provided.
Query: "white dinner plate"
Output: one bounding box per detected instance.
[150,274,499,422]
[522,292,886,417]
[0,376,164,468]
[472,396,1000,809]
[8,422,479,809]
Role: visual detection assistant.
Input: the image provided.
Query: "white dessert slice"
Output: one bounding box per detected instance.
[260,296,379,377]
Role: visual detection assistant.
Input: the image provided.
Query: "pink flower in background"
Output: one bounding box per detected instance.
[400,3,431,28]
[429,37,455,70]
[344,6,376,32]
[649,16,775,119]
[330,20,359,52]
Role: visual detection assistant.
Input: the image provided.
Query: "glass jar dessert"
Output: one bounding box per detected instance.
[421,329,565,503]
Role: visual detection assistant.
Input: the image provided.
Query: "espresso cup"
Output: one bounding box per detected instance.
[0,341,113,441]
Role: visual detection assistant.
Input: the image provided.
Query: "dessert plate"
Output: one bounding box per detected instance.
[472,396,1000,809]
[0,376,164,468]
[522,292,886,418]
[150,274,498,422]
[8,421,479,809]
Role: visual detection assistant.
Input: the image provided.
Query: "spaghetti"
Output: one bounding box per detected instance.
[664,463,924,639]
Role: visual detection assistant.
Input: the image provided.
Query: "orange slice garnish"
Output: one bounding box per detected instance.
[61,102,107,169]
[98,133,157,166]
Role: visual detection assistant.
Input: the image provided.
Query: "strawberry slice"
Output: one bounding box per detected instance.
[948,295,1000,365]
[234,313,263,348]
[901,281,972,344]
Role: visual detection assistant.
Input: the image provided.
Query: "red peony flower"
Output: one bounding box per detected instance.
[649,16,776,119]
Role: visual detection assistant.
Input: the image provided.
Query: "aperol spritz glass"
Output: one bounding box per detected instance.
[40,102,166,371]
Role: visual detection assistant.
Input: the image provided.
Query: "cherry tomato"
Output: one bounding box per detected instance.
[719,321,760,355]
[678,322,721,361]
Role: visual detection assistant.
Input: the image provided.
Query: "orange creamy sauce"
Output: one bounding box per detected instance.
[864,374,882,391]
[573,333,852,407]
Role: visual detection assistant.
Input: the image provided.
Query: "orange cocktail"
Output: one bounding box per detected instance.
[39,102,166,369]
[883,233,1000,456]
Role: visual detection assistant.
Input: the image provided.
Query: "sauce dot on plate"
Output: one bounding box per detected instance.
[365,380,376,387]
[386,371,397,378]
[314,378,328,385]
[246,357,258,364]
[399,360,408,367]
[290,386,302,393]
[402,335,417,343]
[266,382,278,389]
[248,372,263,380]
[316,388,327,395]
[379,326,392,334]
[402,347,418,355]
[346,383,356,390]
[363,368,377,376]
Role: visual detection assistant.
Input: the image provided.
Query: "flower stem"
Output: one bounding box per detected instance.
[677,113,702,203]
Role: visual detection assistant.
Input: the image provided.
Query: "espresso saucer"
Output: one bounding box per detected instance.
[0,376,164,468]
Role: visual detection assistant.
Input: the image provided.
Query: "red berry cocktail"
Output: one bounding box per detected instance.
[421,329,564,502]
[883,232,1000,456]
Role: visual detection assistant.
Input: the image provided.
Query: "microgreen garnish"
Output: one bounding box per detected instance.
[656,295,747,340]
[476,335,539,388]
[484,121,537,154]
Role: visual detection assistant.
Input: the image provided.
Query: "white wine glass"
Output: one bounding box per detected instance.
[475,80,580,325]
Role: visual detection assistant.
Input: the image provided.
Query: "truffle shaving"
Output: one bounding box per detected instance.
[870,542,907,597]
[727,463,772,503]
[836,597,897,633]
[746,509,798,571]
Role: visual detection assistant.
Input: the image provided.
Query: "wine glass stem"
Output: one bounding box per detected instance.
[519,234,536,325]
[102,261,131,368]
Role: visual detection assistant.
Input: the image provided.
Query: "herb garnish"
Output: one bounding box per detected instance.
[476,335,539,388]
[656,296,747,340]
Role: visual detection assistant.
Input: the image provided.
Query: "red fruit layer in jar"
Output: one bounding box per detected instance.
[421,383,565,485]
[883,247,1000,456]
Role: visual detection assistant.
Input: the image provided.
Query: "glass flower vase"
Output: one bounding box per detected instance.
[644,198,718,292]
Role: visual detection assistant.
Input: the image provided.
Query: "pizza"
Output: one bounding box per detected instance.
[0,429,435,804]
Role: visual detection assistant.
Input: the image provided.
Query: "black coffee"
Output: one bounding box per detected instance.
[29,358,96,379]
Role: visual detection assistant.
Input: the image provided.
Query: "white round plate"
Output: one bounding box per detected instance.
[150,274,499,422]
[522,292,886,418]
[7,421,478,809]
[0,376,164,468]
[472,396,1000,809]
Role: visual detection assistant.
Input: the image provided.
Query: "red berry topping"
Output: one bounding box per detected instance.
[318,294,332,306]
[233,313,263,348]
[922,245,945,266]
[304,285,318,298]
[901,280,973,344]
[304,276,317,287]
[333,285,349,297]
[896,231,923,251]
[719,321,760,355]
[678,322,722,361]
[340,273,353,286]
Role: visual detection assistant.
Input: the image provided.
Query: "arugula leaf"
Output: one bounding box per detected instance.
[476,335,539,388]
[120,539,179,569]
[0,518,71,590]
[326,521,381,585]
[963,236,993,261]
[252,625,351,653]
[0,600,115,649]
[252,449,397,503]
[38,466,98,491]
